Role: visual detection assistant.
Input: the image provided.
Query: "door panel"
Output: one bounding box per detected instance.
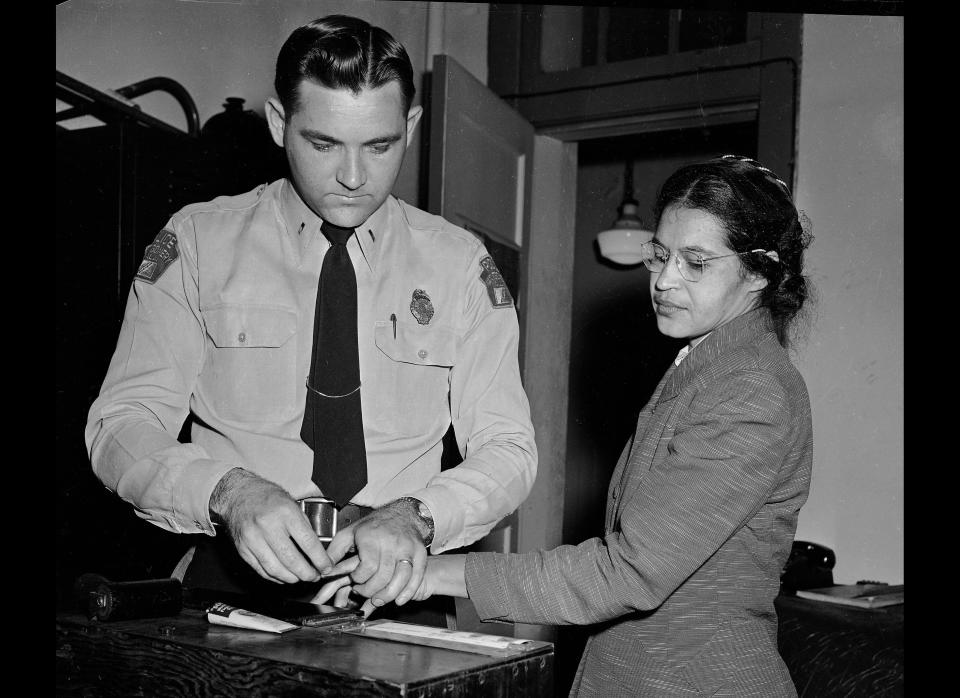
[428,54,533,250]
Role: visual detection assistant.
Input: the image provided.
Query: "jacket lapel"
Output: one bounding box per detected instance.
[607,309,777,527]
[660,308,775,401]
[606,361,679,529]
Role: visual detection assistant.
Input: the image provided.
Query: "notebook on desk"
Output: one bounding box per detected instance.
[796,583,904,608]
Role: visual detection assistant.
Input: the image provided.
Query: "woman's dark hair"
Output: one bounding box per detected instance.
[653,154,814,347]
[275,15,416,117]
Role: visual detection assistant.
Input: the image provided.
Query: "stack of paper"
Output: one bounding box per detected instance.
[796,583,903,608]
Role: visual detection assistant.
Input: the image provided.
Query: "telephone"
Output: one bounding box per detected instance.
[780,540,835,592]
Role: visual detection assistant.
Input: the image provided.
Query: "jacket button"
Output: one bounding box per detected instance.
[238,332,246,343]
[418,349,428,359]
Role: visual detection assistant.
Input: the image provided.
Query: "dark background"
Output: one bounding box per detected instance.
[55,96,287,609]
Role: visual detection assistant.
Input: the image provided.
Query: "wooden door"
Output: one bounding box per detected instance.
[428,53,534,272]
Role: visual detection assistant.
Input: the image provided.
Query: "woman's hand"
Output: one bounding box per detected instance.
[403,554,469,603]
[311,554,470,617]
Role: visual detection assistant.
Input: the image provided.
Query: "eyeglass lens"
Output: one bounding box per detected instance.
[640,243,705,282]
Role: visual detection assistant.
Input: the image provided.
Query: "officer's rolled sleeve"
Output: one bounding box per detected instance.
[418,244,537,552]
[85,219,233,535]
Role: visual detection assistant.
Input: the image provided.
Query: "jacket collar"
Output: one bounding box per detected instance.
[659,308,777,402]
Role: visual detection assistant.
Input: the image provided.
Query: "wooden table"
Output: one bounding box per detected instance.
[56,610,554,697]
[775,594,903,697]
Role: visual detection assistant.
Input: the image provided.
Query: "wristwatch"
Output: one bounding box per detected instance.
[397,497,435,547]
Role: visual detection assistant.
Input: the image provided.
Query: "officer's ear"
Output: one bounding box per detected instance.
[265,97,286,148]
[405,105,423,147]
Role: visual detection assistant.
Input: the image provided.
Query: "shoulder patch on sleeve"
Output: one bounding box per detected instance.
[135,229,179,284]
[479,254,513,308]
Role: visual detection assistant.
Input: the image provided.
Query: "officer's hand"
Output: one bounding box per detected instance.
[323,501,427,609]
[209,468,333,583]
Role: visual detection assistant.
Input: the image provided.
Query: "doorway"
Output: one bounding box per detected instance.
[556,120,758,693]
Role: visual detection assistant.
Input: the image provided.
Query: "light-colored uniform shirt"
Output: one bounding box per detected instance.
[85,179,537,554]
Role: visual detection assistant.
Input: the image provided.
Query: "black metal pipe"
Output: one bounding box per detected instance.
[114,76,201,137]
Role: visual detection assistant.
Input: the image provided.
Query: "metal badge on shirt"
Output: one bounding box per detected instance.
[135,229,179,284]
[479,255,513,308]
[410,288,434,325]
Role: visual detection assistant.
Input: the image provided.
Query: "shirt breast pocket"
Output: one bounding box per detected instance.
[372,321,458,435]
[201,304,299,423]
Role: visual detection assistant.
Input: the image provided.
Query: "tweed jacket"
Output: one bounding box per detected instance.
[466,308,812,697]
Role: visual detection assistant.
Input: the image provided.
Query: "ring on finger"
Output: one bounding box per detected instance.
[397,558,413,567]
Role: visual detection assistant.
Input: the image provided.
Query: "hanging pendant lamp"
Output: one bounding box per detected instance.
[596,158,654,265]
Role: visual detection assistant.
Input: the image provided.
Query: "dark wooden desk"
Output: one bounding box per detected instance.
[56,610,553,697]
[776,594,903,697]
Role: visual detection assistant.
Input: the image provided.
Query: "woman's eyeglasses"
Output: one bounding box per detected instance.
[639,241,768,282]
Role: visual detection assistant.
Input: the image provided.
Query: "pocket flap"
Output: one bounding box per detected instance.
[374,321,458,366]
[205,304,297,348]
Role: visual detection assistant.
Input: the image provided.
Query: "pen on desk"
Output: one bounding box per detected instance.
[390,313,397,339]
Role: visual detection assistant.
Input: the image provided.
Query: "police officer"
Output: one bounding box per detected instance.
[85,14,536,614]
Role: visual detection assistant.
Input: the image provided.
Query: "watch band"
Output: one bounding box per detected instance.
[396,496,435,547]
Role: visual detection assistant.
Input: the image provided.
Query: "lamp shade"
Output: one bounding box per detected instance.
[596,201,654,265]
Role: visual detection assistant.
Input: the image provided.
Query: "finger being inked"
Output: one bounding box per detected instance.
[334,585,359,609]
[324,555,361,578]
[309,575,352,605]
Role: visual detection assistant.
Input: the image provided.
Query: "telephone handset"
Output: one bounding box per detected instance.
[780,540,836,592]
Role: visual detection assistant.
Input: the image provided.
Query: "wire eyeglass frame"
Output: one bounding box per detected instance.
[639,240,767,282]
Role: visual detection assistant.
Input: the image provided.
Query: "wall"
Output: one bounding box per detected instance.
[793,14,903,585]
[56,0,489,208]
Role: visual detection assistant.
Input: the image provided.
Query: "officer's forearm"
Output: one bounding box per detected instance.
[374,498,432,546]
[208,467,253,523]
[423,437,536,552]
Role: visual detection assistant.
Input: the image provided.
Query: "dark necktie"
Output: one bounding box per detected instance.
[300,221,368,507]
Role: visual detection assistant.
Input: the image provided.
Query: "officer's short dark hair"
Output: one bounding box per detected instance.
[275,14,416,118]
